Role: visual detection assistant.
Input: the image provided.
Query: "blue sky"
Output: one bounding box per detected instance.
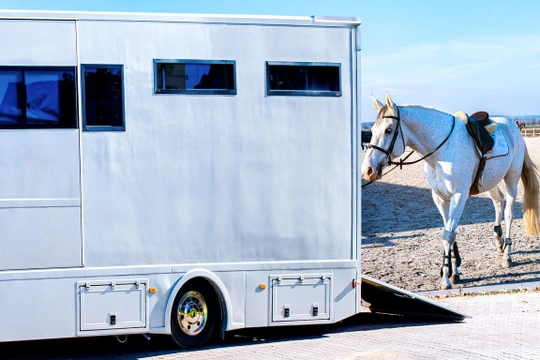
[2,0,540,121]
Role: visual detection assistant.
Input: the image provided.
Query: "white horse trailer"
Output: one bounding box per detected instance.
[0,10,465,349]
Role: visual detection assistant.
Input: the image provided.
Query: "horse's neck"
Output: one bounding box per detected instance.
[401,107,453,161]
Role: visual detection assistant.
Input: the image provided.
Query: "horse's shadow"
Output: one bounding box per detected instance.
[361,182,523,237]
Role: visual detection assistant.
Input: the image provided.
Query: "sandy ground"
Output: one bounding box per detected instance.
[361,137,540,292]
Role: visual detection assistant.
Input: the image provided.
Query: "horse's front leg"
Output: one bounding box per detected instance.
[432,192,461,286]
[439,191,468,290]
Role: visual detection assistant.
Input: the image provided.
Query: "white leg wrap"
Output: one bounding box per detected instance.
[442,230,455,242]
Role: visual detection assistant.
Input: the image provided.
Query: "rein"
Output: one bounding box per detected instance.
[361,150,415,188]
[367,107,456,169]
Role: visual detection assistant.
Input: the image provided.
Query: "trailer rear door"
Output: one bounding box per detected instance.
[0,19,82,270]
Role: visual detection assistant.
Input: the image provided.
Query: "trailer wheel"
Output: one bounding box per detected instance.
[170,279,219,349]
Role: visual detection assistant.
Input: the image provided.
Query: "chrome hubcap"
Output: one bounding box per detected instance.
[177,291,207,336]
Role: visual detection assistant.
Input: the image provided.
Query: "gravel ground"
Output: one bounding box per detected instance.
[361,137,540,292]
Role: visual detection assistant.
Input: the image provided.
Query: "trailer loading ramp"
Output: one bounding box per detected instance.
[361,275,470,321]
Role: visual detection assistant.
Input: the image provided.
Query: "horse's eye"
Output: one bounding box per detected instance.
[385,128,392,134]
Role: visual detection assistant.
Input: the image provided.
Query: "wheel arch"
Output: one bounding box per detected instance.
[164,268,235,335]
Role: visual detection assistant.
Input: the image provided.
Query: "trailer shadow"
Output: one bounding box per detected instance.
[0,313,459,359]
[459,270,540,285]
[362,233,423,247]
[222,312,456,347]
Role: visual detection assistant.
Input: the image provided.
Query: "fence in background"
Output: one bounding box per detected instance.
[520,125,540,137]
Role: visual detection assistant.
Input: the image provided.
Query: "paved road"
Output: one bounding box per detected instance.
[2,291,539,359]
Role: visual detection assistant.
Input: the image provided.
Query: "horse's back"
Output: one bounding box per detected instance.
[479,116,526,190]
[430,115,525,196]
[491,116,526,154]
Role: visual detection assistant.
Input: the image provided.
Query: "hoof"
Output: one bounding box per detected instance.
[493,237,504,253]
[450,273,460,284]
[502,258,512,268]
[439,279,452,290]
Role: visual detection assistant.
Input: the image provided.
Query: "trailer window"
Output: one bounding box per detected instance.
[82,64,125,131]
[266,62,341,97]
[154,60,236,95]
[0,67,76,129]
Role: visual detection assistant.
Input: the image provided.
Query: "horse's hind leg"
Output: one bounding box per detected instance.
[501,173,520,268]
[487,186,504,253]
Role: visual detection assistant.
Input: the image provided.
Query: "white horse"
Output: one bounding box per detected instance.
[362,93,540,290]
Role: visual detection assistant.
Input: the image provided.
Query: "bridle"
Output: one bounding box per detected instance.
[366,107,404,165]
[366,106,456,169]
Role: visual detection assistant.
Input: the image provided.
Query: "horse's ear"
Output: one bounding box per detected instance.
[385,92,396,110]
[371,94,383,112]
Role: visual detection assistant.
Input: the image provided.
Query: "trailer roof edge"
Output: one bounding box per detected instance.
[0,9,361,27]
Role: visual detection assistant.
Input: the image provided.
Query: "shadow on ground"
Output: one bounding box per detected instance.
[361,181,523,238]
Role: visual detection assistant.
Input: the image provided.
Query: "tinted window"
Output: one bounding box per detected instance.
[82,65,125,131]
[0,67,76,128]
[266,62,341,96]
[154,60,236,95]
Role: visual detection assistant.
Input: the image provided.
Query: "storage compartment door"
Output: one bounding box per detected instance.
[78,279,148,332]
[271,274,331,323]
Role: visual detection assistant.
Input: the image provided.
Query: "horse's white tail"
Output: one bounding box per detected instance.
[521,146,540,236]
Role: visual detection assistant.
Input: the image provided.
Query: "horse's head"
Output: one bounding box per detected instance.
[362,92,406,182]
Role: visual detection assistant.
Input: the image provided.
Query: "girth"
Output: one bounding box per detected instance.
[470,157,486,196]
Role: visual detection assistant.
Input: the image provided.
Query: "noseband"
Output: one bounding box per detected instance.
[367,106,456,169]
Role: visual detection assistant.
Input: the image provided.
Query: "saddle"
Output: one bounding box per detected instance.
[465,111,496,153]
[454,111,497,195]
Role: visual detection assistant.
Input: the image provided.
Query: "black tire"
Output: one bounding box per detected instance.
[170,279,220,349]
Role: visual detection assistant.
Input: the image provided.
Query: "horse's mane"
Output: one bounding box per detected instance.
[400,104,443,111]
[376,104,447,124]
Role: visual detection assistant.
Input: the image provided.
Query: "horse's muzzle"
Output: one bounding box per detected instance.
[362,166,380,182]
